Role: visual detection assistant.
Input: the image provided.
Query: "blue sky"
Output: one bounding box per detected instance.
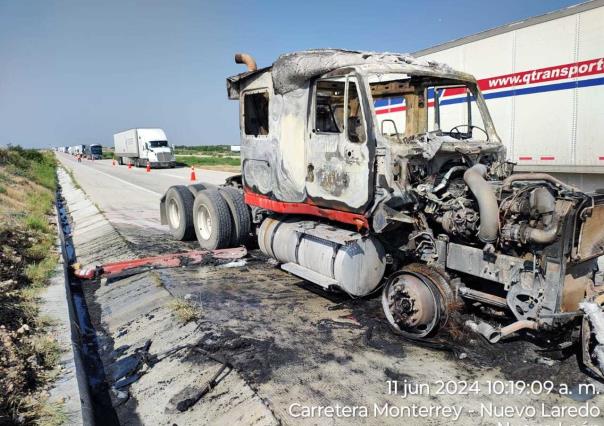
[0,0,582,148]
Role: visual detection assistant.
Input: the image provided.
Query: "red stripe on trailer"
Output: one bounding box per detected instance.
[599,156,604,161]
[480,57,604,91]
[375,105,407,115]
[518,156,533,161]
[443,86,466,96]
[244,191,369,230]
[540,156,555,160]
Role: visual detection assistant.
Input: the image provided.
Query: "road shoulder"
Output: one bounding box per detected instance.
[57,166,278,425]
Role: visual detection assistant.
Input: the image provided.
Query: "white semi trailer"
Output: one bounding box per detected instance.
[70,144,86,156]
[376,0,604,191]
[113,128,176,168]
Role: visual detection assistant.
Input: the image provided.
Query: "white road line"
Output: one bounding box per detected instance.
[86,168,162,197]
[162,173,188,180]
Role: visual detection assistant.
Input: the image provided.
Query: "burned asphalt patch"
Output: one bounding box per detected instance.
[152,246,596,391]
[83,227,604,423]
[190,329,300,384]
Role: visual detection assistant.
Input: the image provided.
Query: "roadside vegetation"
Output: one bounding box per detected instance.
[0,146,64,425]
[174,145,241,172]
[173,144,233,156]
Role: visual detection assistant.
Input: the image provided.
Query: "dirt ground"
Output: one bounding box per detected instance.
[0,221,60,424]
[0,149,64,425]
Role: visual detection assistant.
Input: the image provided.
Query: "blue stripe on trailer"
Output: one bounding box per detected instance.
[373,76,604,108]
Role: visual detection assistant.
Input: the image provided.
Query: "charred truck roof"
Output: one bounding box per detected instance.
[222,49,604,379]
[227,49,503,218]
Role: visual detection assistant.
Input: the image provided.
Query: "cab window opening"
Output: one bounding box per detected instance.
[314,77,366,143]
[243,91,270,137]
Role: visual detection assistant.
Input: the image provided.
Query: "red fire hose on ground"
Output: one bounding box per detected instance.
[72,246,247,280]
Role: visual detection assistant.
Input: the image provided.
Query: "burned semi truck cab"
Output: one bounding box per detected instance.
[224,49,604,376]
[225,49,604,375]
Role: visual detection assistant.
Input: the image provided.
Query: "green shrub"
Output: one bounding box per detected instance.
[25,215,49,233]
[176,155,241,167]
[0,147,56,190]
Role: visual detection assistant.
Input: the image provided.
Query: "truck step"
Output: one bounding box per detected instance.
[281,262,340,289]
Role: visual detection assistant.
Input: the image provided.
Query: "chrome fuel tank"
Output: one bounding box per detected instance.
[258,217,386,296]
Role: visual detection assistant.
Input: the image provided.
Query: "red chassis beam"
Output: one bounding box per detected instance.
[73,246,247,280]
[244,192,369,230]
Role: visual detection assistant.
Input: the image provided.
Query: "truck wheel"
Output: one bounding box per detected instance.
[165,186,195,240]
[193,189,232,249]
[187,183,217,197]
[219,187,251,246]
[381,268,448,338]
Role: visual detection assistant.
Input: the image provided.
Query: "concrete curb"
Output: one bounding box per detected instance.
[47,165,133,425]
[40,229,92,425]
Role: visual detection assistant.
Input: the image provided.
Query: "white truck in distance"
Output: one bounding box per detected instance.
[69,144,86,156]
[113,128,175,168]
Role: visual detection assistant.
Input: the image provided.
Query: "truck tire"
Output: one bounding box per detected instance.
[193,189,232,249]
[165,186,195,241]
[219,186,251,246]
[187,183,217,197]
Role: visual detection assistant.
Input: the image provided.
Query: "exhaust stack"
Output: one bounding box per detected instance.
[235,53,257,72]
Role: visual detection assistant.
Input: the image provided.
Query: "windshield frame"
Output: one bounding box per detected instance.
[148,140,169,148]
[364,72,500,144]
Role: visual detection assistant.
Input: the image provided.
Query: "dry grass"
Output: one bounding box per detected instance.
[170,298,201,323]
[0,147,63,425]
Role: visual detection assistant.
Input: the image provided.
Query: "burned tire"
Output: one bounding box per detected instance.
[219,187,251,246]
[165,186,195,241]
[192,189,232,249]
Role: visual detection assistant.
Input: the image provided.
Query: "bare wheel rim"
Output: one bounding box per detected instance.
[196,204,212,240]
[168,198,180,229]
[381,272,442,338]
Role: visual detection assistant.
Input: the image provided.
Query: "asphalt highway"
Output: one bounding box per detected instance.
[56,152,234,233]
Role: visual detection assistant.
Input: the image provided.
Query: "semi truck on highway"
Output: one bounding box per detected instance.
[412,0,604,192]
[85,143,103,160]
[69,144,86,156]
[160,50,604,378]
[113,128,176,168]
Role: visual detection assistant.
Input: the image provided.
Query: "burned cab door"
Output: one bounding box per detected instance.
[305,75,371,212]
